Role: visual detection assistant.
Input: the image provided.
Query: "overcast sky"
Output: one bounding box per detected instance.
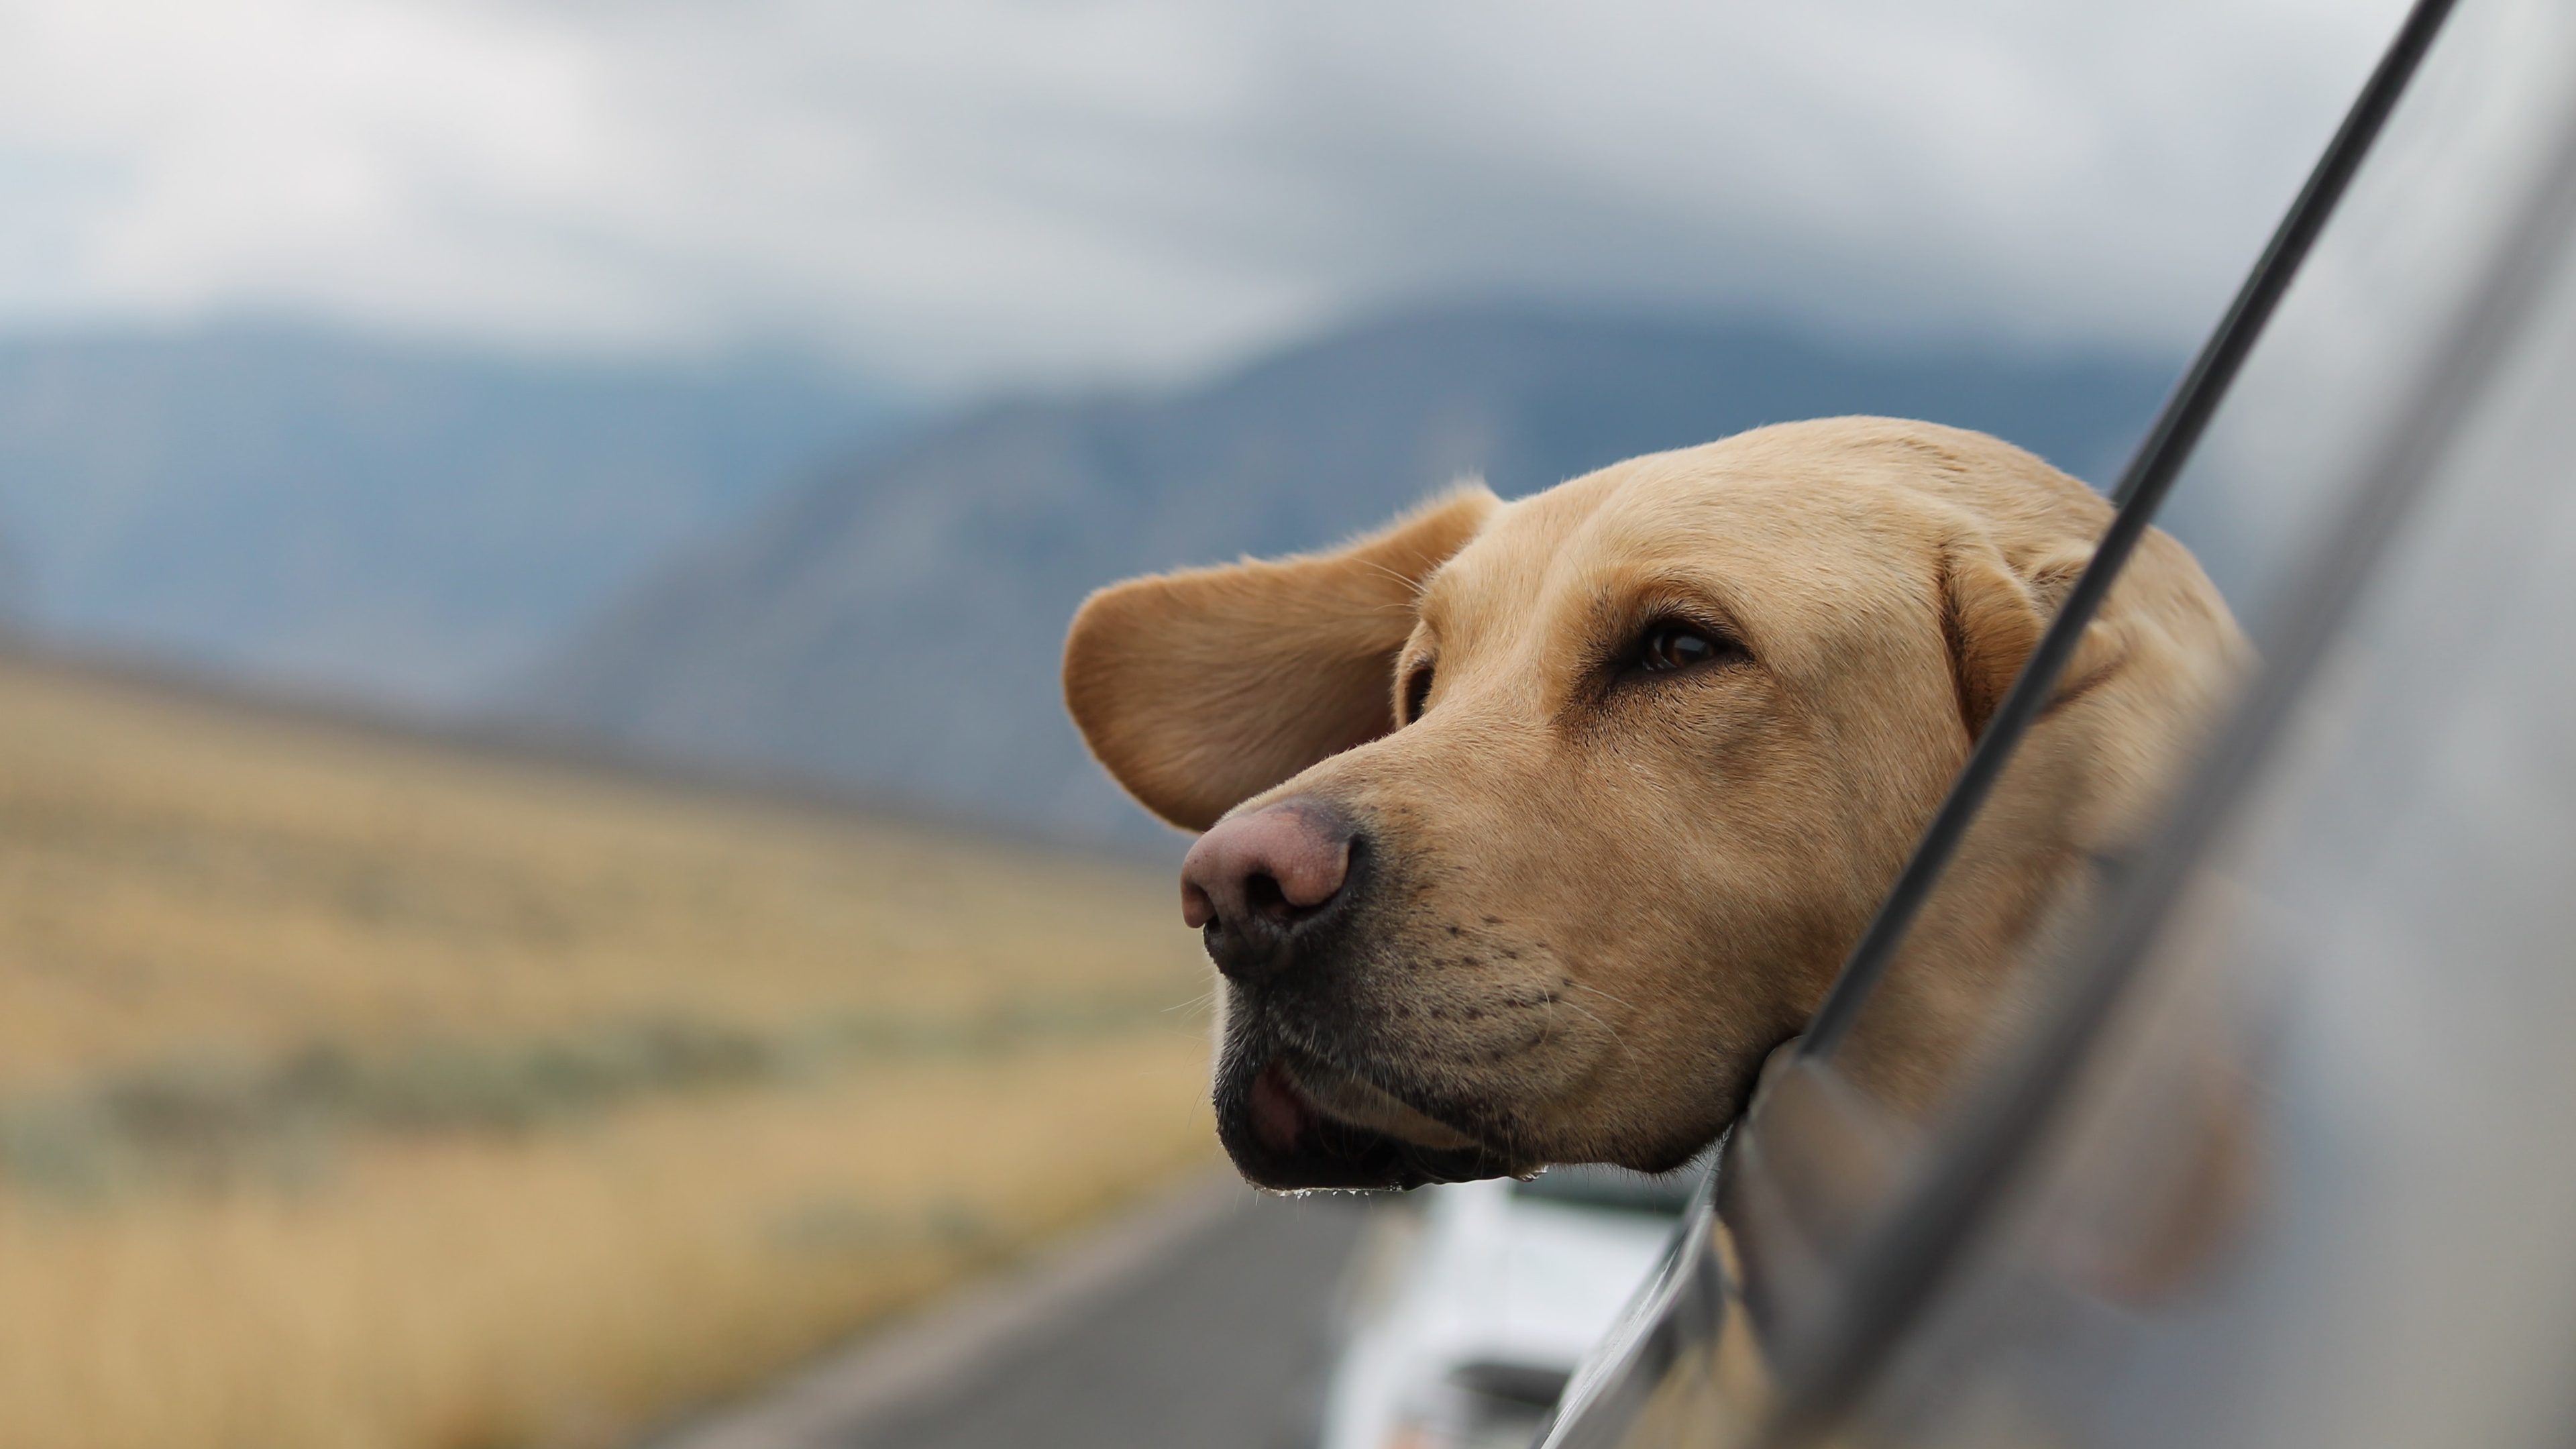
[0,0,2410,393]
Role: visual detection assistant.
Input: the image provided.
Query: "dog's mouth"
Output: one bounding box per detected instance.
[1218,1050,1513,1191]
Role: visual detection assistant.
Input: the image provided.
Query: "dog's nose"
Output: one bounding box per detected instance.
[1181,800,1356,979]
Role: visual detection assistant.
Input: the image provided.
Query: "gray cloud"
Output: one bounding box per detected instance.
[0,0,2410,390]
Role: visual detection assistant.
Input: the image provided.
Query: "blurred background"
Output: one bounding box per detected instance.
[0,2,2405,1446]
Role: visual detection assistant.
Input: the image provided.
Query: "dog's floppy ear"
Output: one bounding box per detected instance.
[1939,538,2100,742]
[1064,486,1498,831]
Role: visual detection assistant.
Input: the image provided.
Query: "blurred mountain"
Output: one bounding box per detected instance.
[503,306,2182,849]
[0,327,888,710]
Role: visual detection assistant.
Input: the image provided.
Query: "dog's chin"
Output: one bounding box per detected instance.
[1215,1051,1515,1191]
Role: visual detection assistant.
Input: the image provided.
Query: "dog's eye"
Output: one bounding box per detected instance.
[1635,621,1743,673]
[1402,664,1434,722]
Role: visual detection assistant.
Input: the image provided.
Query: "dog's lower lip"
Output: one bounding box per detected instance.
[1223,1049,1512,1189]
[1249,1057,1316,1154]
[1278,1053,1483,1152]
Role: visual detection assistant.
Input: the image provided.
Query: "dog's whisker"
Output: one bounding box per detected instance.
[1551,994,1635,1060]
[1562,979,1640,1014]
[1163,987,1220,1017]
[1351,557,1429,596]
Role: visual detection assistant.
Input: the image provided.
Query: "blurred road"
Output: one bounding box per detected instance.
[653,1174,1380,1449]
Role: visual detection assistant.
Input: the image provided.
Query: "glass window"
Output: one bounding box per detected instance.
[1544,3,2576,1444]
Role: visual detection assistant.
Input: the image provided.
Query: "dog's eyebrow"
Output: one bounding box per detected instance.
[1409,580,1456,633]
[1586,572,1757,649]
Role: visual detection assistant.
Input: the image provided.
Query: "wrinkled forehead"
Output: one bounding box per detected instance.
[1418,449,1931,655]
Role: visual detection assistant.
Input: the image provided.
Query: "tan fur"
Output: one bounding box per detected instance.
[1062,417,2244,1175]
[1064,487,1499,833]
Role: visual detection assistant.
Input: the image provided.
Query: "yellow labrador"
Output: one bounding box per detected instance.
[1063,418,2243,1190]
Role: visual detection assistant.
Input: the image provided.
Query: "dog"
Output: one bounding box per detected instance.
[1062,418,2245,1191]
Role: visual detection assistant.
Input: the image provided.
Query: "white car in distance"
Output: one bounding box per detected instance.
[1318,1165,1697,1449]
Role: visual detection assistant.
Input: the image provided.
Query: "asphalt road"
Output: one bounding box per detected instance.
[655,1177,1383,1449]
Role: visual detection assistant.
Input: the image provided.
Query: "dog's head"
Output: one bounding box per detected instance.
[1064,418,2218,1190]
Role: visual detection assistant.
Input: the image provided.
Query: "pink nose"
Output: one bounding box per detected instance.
[1180,801,1354,930]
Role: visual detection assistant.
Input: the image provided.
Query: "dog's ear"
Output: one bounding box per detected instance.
[1939,538,2102,742]
[1064,486,1499,831]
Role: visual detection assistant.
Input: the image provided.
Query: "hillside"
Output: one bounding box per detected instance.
[504,307,2182,846]
[0,649,1214,1449]
[0,328,885,710]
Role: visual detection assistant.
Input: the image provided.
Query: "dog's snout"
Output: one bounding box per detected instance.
[1180,800,1357,980]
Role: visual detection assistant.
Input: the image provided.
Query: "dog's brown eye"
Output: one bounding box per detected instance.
[1402,665,1434,722]
[1635,621,1741,673]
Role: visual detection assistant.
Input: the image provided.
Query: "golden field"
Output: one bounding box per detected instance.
[0,653,1218,1449]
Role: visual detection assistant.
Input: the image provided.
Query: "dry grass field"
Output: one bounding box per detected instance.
[0,653,1218,1449]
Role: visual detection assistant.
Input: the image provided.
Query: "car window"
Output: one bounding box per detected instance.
[1544,0,2576,1443]
[1722,0,2485,1311]
[1819,15,2576,1442]
[1808,0,2518,1142]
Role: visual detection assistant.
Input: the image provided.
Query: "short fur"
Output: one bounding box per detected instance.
[1062,418,2245,1188]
